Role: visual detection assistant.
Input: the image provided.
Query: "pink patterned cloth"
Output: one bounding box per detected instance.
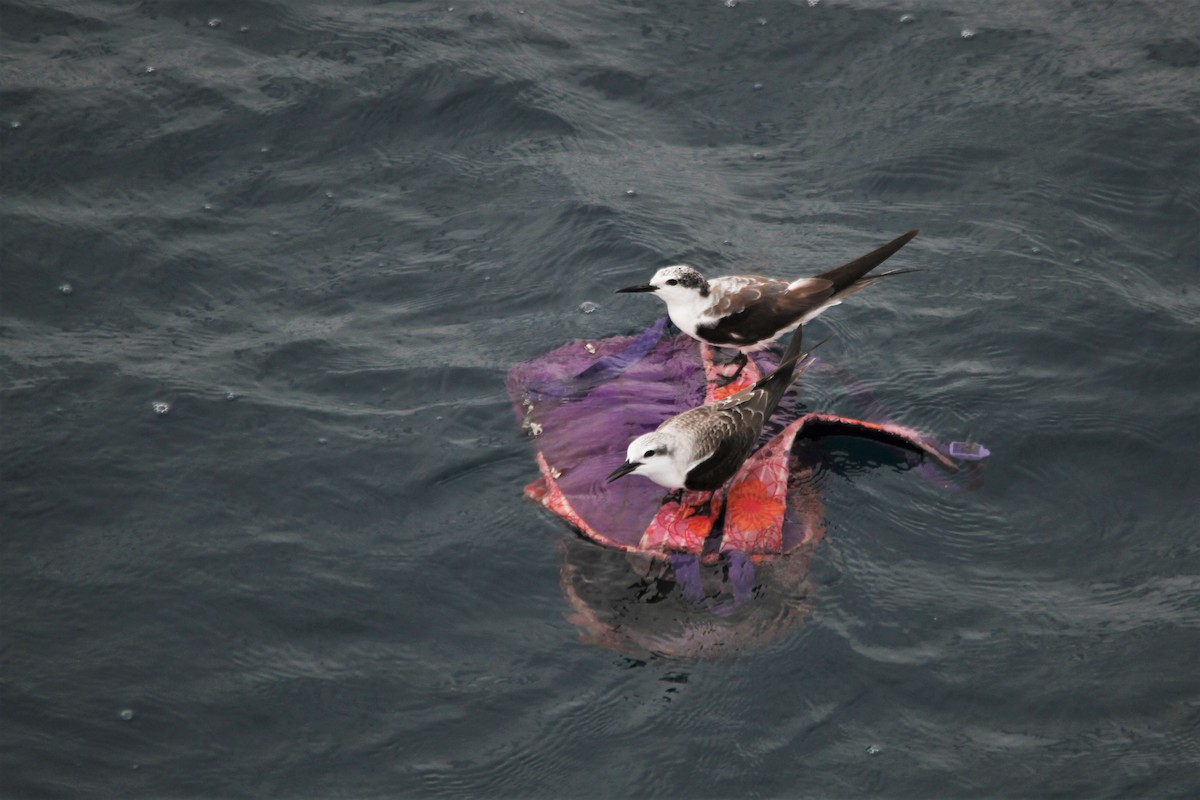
[510,320,971,557]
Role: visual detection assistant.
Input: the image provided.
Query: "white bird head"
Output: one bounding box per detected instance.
[606,431,689,490]
[616,265,710,304]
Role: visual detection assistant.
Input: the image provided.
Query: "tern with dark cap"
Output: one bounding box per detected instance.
[606,328,815,493]
[616,229,921,355]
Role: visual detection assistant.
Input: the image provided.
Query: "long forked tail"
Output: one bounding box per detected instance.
[755,327,824,397]
[814,229,919,293]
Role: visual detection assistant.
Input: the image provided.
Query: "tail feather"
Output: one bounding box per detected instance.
[814,229,919,292]
[755,327,823,396]
[833,266,926,302]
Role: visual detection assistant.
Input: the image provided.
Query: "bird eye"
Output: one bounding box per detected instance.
[644,449,655,458]
[666,279,678,286]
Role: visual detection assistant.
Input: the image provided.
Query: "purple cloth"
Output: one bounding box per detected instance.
[508,319,782,550]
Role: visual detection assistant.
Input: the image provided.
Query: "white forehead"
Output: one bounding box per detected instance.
[627,431,669,458]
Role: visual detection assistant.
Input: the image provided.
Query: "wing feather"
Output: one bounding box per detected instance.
[699,279,834,347]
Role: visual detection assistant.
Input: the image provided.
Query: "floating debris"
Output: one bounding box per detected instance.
[152,401,170,415]
[207,18,222,29]
[865,744,881,756]
[579,301,600,314]
[119,709,135,721]
[583,342,597,355]
[144,65,156,74]
[899,14,916,24]
[753,82,764,90]
[752,152,766,160]
[949,441,990,460]
[58,283,73,295]
[624,188,637,197]
[961,29,976,39]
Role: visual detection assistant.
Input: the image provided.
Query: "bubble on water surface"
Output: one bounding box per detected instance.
[144,66,156,74]
[10,121,21,129]
[753,82,763,90]
[624,188,637,197]
[58,283,73,295]
[119,709,135,721]
[152,401,170,415]
[752,152,766,160]
[724,0,738,8]
[961,29,976,39]
[207,18,221,29]
[225,392,240,401]
[899,14,916,24]
[757,18,768,26]
[239,26,250,33]
[866,744,881,756]
[579,301,600,314]
[808,0,821,7]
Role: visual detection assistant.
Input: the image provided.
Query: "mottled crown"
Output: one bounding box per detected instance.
[652,265,709,295]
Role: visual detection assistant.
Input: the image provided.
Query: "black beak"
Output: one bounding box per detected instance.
[606,460,640,482]
[615,284,657,294]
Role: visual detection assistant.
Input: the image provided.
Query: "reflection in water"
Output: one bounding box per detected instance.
[555,438,961,660]
[560,534,820,661]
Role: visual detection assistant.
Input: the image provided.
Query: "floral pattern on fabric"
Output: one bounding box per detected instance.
[719,415,807,554]
[637,490,724,553]
[509,324,973,557]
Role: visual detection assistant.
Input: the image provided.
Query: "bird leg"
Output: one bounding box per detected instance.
[683,495,715,518]
[660,488,714,518]
[713,350,750,388]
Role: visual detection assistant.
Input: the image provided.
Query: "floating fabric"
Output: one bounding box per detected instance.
[507,319,986,562]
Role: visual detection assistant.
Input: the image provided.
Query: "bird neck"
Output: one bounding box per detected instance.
[663,290,714,336]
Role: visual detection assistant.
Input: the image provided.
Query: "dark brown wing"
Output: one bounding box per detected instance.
[678,406,764,491]
[698,277,833,347]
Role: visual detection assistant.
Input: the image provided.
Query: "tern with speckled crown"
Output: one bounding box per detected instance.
[616,230,921,356]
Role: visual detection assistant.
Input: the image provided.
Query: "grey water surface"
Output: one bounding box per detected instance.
[3,1,1199,797]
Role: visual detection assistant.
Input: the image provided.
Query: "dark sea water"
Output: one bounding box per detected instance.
[3,1,1199,797]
